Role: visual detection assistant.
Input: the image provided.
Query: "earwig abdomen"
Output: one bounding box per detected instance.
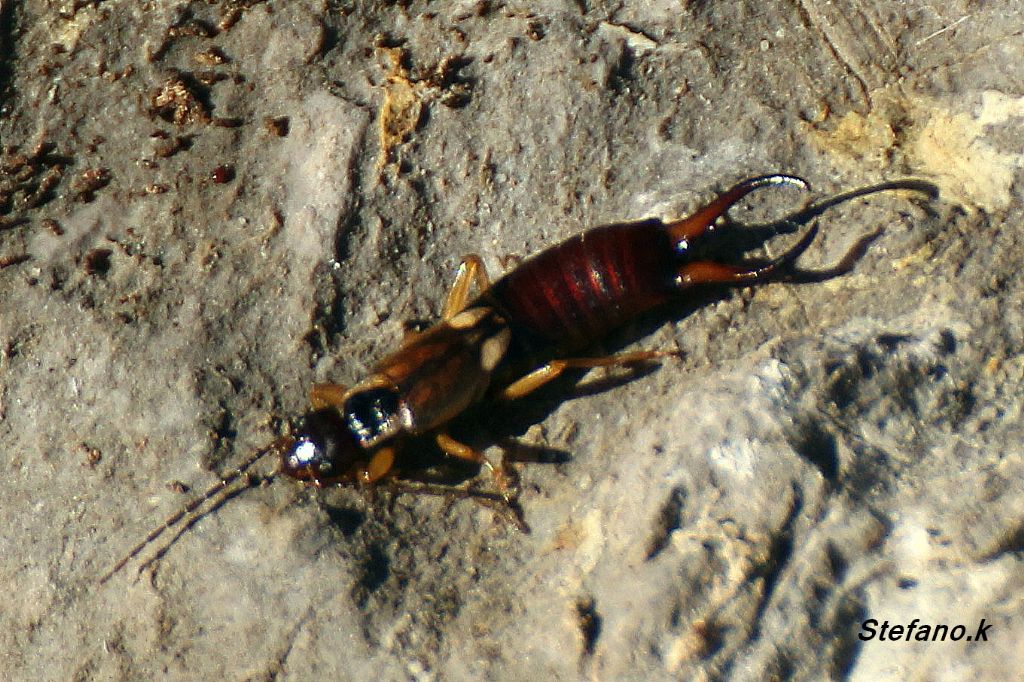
[487,220,676,349]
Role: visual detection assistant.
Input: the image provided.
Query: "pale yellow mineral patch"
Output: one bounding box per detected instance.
[807,90,1024,212]
[810,108,897,167]
[909,91,1024,212]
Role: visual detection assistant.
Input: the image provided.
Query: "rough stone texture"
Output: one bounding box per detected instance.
[1,1,1021,680]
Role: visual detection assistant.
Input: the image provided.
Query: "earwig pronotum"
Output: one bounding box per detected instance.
[102,175,937,582]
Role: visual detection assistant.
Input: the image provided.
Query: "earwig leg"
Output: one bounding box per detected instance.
[442,254,491,319]
[309,383,348,410]
[499,350,673,400]
[676,224,819,287]
[436,432,484,463]
[435,432,515,501]
[364,447,396,483]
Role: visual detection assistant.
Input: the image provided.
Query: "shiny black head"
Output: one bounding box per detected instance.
[280,387,403,484]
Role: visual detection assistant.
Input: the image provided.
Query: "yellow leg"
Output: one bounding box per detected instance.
[441,254,491,320]
[309,383,348,410]
[499,350,675,400]
[364,447,396,483]
[435,432,514,500]
[436,432,486,464]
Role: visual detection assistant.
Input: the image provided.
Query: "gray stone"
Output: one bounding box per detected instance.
[0,1,1020,679]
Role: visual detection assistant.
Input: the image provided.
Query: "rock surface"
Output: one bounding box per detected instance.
[1,1,1021,680]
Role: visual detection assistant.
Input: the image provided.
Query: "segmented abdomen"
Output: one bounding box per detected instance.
[487,220,676,350]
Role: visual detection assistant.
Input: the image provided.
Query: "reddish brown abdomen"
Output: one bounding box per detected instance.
[487,220,675,350]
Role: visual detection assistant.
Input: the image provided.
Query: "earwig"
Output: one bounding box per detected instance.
[102,175,937,582]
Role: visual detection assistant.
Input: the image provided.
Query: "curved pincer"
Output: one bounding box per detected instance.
[665,174,816,288]
[666,174,809,249]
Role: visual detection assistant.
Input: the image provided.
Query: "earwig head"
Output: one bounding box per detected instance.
[281,386,405,484]
[281,407,363,484]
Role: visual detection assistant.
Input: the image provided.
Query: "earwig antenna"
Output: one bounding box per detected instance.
[100,438,290,583]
